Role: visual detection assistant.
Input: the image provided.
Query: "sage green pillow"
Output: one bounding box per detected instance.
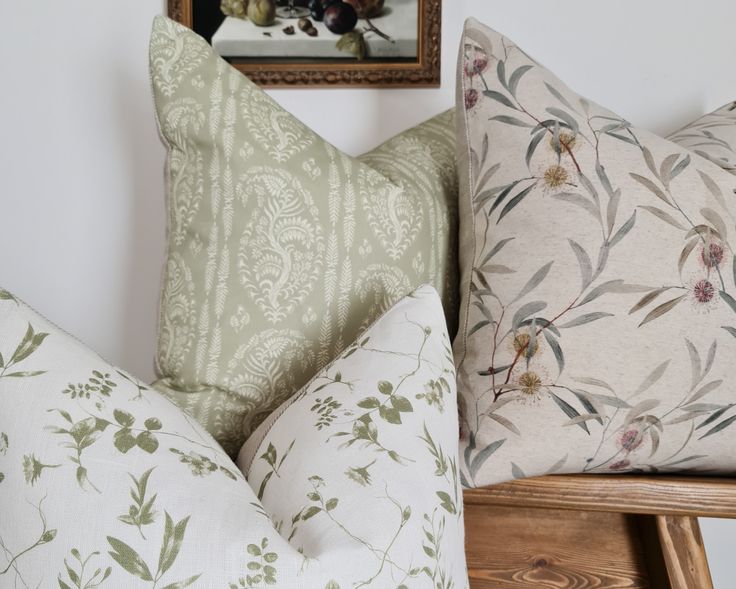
[150,16,458,456]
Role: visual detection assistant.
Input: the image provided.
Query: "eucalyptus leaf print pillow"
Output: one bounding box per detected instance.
[0,286,467,588]
[669,101,736,174]
[454,18,736,488]
[150,16,458,457]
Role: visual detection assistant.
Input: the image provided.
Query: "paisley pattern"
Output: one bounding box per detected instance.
[238,167,325,324]
[224,329,313,442]
[149,17,209,99]
[244,91,315,163]
[455,18,736,487]
[150,17,458,456]
[157,253,196,376]
[0,286,467,588]
[355,264,413,328]
[360,166,422,260]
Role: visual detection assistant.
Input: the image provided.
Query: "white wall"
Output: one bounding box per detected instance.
[1,1,734,583]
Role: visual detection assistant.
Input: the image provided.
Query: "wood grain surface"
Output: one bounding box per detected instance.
[463,474,736,518]
[464,503,652,588]
[656,516,713,589]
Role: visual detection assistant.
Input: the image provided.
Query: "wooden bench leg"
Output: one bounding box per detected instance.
[655,515,713,589]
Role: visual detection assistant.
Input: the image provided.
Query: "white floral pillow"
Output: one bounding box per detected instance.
[455,18,736,487]
[669,101,736,174]
[0,286,467,588]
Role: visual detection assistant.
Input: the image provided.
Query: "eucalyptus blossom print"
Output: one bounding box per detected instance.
[455,18,736,487]
[668,101,736,174]
[0,280,467,587]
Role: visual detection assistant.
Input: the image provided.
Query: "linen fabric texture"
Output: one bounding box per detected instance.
[455,18,736,487]
[0,285,467,588]
[668,101,736,175]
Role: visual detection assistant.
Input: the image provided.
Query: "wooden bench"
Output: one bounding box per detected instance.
[464,475,736,588]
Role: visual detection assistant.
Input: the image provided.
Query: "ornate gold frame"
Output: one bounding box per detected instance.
[167,0,441,87]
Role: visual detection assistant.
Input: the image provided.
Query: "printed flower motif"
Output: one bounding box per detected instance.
[608,459,631,471]
[512,369,549,405]
[510,330,542,358]
[537,162,575,195]
[700,241,725,269]
[542,164,571,192]
[345,460,376,487]
[687,276,719,312]
[617,427,644,452]
[170,448,218,477]
[464,88,480,110]
[417,378,448,412]
[518,371,542,396]
[22,454,60,486]
[463,44,490,78]
[548,130,580,154]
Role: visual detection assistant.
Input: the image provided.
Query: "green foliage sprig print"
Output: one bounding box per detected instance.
[0,323,48,379]
[107,512,200,588]
[58,549,112,589]
[118,468,158,539]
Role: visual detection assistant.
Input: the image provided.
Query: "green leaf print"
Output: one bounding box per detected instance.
[0,323,48,379]
[46,411,108,493]
[63,371,118,409]
[58,549,112,589]
[229,538,279,588]
[107,511,199,587]
[118,468,158,539]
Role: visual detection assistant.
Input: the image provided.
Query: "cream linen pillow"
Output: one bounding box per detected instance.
[455,18,736,487]
[0,285,467,587]
[669,101,736,174]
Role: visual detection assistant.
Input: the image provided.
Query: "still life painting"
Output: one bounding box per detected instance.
[168,0,441,86]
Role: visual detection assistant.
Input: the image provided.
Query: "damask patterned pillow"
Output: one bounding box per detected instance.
[668,101,736,174]
[150,16,458,456]
[454,18,736,487]
[0,285,467,587]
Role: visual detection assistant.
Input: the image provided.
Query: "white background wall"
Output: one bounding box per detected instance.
[1,0,734,583]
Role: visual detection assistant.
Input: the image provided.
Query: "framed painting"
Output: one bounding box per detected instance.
[167,0,441,87]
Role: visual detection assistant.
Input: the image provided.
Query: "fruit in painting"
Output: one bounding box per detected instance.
[324,2,358,34]
[344,0,384,18]
[247,0,276,26]
[308,0,325,20]
[221,0,249,18]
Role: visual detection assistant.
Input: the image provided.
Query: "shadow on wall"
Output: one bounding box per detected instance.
[113,63,167,381]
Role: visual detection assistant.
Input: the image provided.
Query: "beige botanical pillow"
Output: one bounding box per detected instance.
[455,17,736,487]
[150,17,458,456]
[669,102,736,174]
